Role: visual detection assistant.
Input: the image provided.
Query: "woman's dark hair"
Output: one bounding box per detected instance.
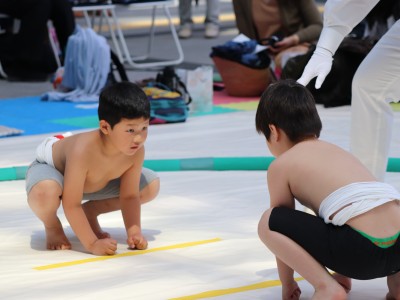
[98,81,150,128]
[255,79,322,143]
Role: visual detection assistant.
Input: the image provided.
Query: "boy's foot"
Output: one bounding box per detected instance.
[178,23,192,39]
[386,292,395,300]
[45,226,71,250]
[82,202,111,239]
[332,273,352,293]
[386,273,400,300]
[204,23,219,39]
[313,284,347,300]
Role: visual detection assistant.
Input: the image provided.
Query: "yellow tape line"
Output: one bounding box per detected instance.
[169,277,304,300]
[34,238,221,271]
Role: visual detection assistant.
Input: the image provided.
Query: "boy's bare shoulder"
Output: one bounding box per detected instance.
[62,131,100,157]
[287,139,340,158]
[53,130,101,170]
[270,140,339,172]
[268,154,290,177]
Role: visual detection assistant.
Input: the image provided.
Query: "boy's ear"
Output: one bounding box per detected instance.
[269,124,279,141]
[99,120,111,135]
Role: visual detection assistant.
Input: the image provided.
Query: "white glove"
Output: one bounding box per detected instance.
[297,47,333,89]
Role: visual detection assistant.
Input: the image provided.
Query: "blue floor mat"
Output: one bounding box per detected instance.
[0,96,99,136]
[0,96,239,137]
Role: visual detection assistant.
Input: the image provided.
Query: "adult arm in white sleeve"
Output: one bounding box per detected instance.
[297,0,381,88]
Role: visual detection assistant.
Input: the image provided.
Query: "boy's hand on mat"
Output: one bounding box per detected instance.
[282,280,301,300]
[297,46,333,89]
[127,234,148,250]
[90,238,118,256]
[332,273,352,293]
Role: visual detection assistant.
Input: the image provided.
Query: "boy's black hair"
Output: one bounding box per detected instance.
[255,79,322,143]
[98,81,150,128]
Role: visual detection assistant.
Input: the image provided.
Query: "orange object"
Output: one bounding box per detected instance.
[212,56,274,97]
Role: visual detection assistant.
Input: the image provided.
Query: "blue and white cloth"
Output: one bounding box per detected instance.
[42,25,110,102]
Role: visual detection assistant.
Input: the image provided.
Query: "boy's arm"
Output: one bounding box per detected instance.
[119,147,147,249]
[277,258,301,299]
[62,153,117,255]
[267,161,298,286]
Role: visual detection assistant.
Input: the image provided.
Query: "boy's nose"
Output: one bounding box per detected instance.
[133,134,144,144]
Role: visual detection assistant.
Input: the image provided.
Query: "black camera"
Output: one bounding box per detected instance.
[259,35,282,47]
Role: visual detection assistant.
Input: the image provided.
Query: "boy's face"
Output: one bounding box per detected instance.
[107,117,150,156]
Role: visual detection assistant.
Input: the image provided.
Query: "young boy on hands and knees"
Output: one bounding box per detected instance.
[26,82,160,256]
[255,79,400,300]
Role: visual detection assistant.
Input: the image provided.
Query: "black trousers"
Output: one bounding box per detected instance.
[268,206,400,280]
[0,0,75,74]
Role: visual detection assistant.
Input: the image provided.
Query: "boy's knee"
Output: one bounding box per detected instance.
[258,208,274,241]
[146,178,160,202]
[28,180,62,202]
[150,178,160,198]
[140,178,160,204]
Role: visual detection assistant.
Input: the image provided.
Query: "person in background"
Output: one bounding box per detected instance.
[0,0,76,81]
[297,0,400,181]
[232,0,322,78]
[178,0,220,39]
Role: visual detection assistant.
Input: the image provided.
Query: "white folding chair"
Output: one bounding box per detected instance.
[47,21,62,68]
[117,0,184,68]
[73,0,184,69]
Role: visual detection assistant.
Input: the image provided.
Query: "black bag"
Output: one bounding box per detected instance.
[105,49,129,87]
[281,38,373,108]
[69,0,109,6]
[154,66,192,104]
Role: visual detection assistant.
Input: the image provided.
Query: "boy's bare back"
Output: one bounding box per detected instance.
[268,139,376,213]
[256,80,400,299]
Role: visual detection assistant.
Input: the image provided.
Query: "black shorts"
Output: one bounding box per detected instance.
[268,206,400,280]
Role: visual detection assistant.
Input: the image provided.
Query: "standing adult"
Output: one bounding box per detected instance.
[178,0,220,39]
[298,0,400,181]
